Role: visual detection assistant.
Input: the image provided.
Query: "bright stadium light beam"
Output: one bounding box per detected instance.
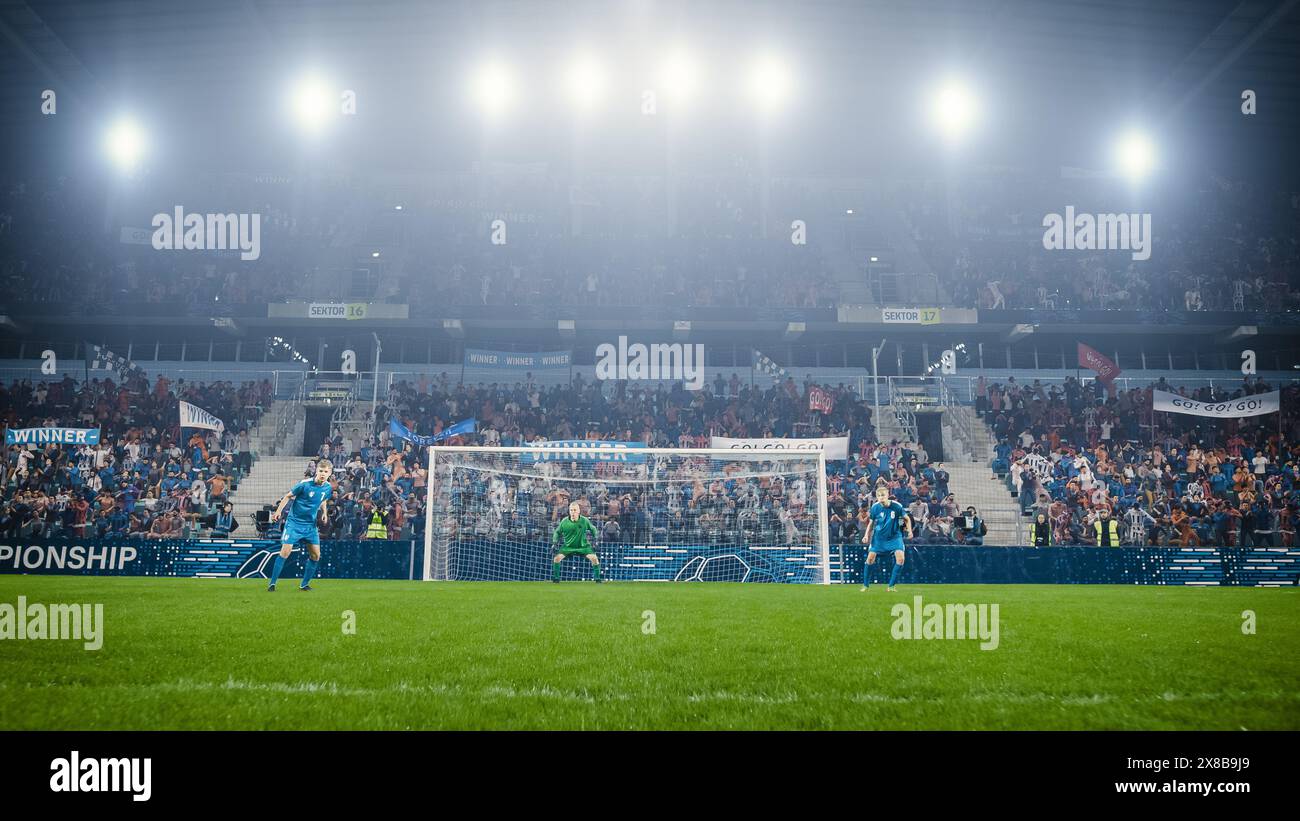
[290,74,334,134]
[1115,130,1157,180]
[930,81,978,143]
[658,49,700,107]
[104,117,146,170]
[563,52,608,110]
[470,59,516,119]
[746,54,793,113]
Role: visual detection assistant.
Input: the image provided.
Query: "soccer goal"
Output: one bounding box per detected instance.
[423,445,833,583]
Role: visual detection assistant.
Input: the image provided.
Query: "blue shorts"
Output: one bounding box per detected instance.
[869,538,906,554]
[281,518,321,547]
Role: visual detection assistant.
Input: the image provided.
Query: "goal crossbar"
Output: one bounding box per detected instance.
[427,446,829,456]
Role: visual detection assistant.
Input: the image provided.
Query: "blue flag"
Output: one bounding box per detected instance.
[389,418,476,447]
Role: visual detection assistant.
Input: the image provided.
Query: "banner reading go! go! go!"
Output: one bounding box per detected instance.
[1152,389,1279,420]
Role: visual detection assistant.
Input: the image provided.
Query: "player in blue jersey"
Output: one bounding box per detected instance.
[861,485,911,591]
[267,461,334,591]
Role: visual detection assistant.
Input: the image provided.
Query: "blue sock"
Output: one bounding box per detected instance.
[269,554,287,587]
[301,559,318,588]
[889,561,903,587]
[863,560,873,586]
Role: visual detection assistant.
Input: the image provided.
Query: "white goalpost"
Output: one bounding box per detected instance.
[423,445,832,584]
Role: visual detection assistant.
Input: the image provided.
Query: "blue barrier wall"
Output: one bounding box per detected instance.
[455,540,1299,586]
[838,545,1300,587]
[0,539,417,580]
[452,538,824,583]
[2,539,1296,586]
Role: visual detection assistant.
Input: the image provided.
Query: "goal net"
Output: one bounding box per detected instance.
[424,445,833,583]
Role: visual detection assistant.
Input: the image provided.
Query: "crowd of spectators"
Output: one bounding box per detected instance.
[0,176,336,316]
[0,374,270,540]
[8,169,1300,319]
[5,365,1297,551]
[901,174,1300,313]
[982,374,1300,546]
[1,171,837,319]
[299,375,959,545]
[365,170,838,313]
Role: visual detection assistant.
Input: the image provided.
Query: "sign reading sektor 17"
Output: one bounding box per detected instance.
[881,308,941,325]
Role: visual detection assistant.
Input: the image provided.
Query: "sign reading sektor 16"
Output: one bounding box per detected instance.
[308,303,368,320]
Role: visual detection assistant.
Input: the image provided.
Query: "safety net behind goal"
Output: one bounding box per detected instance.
[424,446,833,583]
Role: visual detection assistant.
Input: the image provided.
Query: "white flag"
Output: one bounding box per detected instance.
[179,400,225,432]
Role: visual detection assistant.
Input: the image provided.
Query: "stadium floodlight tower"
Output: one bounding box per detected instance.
[424,445,833,584]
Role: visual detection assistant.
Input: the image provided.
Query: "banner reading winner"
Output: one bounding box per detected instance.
[462,348,573,388]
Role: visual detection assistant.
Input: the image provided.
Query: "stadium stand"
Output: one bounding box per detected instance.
[1,374,271,540]
[984,377,1300,546]
[2,165,1299,551]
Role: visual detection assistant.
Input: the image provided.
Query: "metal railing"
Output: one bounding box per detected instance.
[852,373,1298,409]
[892,406,917,441]
[271,382,307,456]
[938,379,978,458]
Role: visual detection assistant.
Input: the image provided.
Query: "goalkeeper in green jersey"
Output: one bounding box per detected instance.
[551,501,602,583]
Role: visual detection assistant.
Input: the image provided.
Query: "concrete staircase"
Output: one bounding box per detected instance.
[943,404,994,463]
[873,404,913,444]
[224,400,309,532]
[941,421,973,464]
[939,405,1024,545]
[941,462,1023,545]
[229,455,317,533]
[249,399,305,458]
[873,403,1021,543]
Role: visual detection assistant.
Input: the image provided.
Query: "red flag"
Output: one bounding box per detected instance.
[809,386,835,413]
[1077,342,1121,383]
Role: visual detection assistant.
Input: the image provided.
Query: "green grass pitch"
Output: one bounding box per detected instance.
[1,576,1296,730]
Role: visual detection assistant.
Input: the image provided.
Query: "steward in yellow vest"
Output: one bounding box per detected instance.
[366,509,387,539]
[1093,510,1120,546]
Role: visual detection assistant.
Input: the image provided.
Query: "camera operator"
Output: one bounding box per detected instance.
[956,505,988,545]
